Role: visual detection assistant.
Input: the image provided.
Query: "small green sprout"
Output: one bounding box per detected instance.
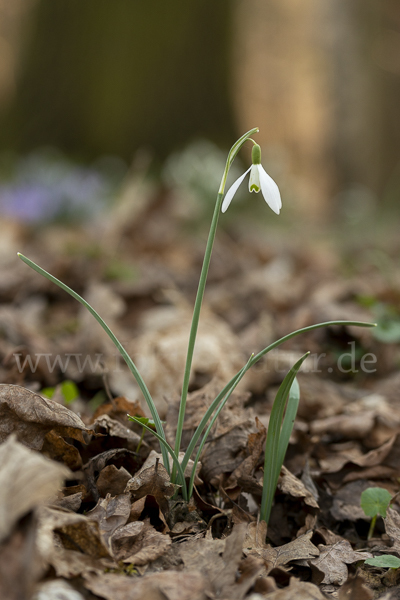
[360,487,392,539]
[60,380,80,404]
[41,379,79,404]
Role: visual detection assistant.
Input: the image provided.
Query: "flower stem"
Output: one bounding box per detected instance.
[368,515,377,540]
[172,191,223,479]
[172,127,258,484]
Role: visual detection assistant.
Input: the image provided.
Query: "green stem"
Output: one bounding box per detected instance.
[172,127,259,483]
[173,191,223,476]
[368,515,377,540]
[136,427,145,453]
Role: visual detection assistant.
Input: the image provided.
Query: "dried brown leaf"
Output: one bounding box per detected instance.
[91,413,143,448]
[32,579,86,600]
[384,507,400,553]
[255,577,327,599]
[93,395,145,421]
[112,519,172,565]
[42,430,82,470]
[36,505,111,577]
[309,540,372,586]
[97,464,132,497]
[311,412,375,439]
[86,494,131,547]
[0,384,92,450]
[0,514,42,600]
[0,435,70,543]
[201,419,259,486]
[244,523,319,575]
[338,574,374,600]
[84,570,207,600]
[224,417,266,500]
[278,466,319,508]
[125,458,178,516]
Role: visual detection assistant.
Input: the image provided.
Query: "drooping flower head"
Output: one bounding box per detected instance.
[222,143,282,215]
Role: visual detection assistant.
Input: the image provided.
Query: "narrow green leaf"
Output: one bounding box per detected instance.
[17,252,170,473]
[260,352,309,524]
[276,377,300,480]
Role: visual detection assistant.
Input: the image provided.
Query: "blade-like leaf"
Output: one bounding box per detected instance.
[260,353,309,524]
[276,377,300,480]
[18,253,170,473]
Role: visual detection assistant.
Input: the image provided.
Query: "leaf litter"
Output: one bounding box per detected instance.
[1,202,400,599]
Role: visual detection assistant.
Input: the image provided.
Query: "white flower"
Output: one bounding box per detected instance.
[222,144,282,215]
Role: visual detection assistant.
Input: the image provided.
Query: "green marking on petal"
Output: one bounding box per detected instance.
[249,184,260,192]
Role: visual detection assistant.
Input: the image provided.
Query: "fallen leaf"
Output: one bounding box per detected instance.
[309,540,372,585]
[252,576,327,599]
[41,430,82,470]
[278,466,319,508]
[91,413,143,449]
[84,570,207,600]
[224,417,266,500]
[86,494,131,548]
[310,412,376,439]
[0,384,92,450]
[36,505,111,577]
[111,519,172,565]
[83,448,140,501]
[32,579,85,600]
[96,464,132,497]
[0,513,42,600]
[330,481,373,522]
[244,523,319,575]
[0,435,70,543]
[125,457,178,517]
[93,395,145,421]
[384,507,400,553]
[338,574,374,600]
[135,305,244,412]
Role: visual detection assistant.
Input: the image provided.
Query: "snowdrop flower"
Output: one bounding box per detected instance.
[222,144,282,214]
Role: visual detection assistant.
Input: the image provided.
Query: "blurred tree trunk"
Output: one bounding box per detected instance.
[0,0,235,160]
[0,0,36,109]
[232,0,400,221]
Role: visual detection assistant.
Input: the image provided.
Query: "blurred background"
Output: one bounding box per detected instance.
[0,0,399,233]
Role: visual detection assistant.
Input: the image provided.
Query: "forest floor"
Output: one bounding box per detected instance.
[1,183,400,600]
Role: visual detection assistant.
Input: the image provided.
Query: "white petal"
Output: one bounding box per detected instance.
[249,164,260,193]
[257,165,282,214]
[221,167,251,213]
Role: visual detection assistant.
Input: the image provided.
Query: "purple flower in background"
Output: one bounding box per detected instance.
[0,151,125,223]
